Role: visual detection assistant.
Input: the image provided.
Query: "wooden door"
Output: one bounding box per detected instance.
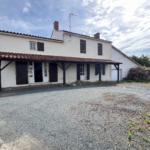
[87,64,90,80]
[34,62,43,82]
[77,64,80,80]
[16,61,28,85]
[49,63,58,82]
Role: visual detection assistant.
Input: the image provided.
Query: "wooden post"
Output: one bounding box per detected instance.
[0,60,1,91]
[117,64,119,82]
[61,63,66,85]
[99,63,101,81]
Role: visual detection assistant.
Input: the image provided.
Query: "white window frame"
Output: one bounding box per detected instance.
[30,42,36,50]
[80,64,84,75]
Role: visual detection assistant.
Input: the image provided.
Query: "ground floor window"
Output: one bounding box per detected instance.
[80,64,84,75]
[44,62,47,77]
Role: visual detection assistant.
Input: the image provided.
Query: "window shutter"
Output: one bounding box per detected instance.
[80,40,86,53]
[98,43,102,55]
[87,64,90,80]
[77,64,80,80]
[37,42,44,51]
[103,64,105,75]
[95,64,99,75]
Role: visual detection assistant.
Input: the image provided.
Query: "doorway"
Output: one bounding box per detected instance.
[34,62,43,82]
[49,63,58,82]
[80,64,85,80]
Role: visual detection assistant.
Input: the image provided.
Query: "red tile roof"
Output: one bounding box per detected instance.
[0,52,122,64]
[62,30,112,43]
[0,30,63,42]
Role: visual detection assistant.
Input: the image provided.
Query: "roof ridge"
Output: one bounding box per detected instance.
[61,30,112,43]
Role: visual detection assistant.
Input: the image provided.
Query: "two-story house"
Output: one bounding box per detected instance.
[0,21,121,90]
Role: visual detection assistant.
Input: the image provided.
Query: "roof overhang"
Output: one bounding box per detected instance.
[0,52,122,64]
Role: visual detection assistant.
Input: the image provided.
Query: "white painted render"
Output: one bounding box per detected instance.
[0,29,116,89]
[51,30,63,40]
[111,47,138,80]
[1,61,111,88]
[0,34,111,59]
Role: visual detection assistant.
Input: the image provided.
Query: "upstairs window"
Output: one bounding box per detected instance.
[98,43,103,55]
[29,42,44,51]
[30,42,36,50]
[80,40,86,53]
[37,42,44,51]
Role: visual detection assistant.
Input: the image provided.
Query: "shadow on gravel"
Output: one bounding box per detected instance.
[0,84,117,98]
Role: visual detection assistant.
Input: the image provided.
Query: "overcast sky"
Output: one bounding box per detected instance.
[0,0,150,56]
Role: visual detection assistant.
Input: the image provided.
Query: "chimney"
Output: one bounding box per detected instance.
[54,21,59,31]
[94,32,100,39]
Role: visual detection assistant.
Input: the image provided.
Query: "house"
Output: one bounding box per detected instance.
[111,46,140,81]
[0,21,122,90]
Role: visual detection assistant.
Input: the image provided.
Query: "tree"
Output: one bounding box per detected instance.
[130,55,150,67]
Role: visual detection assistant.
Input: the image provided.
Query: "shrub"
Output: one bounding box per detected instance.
[127,66,148,81]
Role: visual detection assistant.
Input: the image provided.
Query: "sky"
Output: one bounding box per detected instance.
[0,0,150,56]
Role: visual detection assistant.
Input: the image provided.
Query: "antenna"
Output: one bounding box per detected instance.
[69,13,77,32]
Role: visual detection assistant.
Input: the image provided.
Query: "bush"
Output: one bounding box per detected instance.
[127,66,148,81]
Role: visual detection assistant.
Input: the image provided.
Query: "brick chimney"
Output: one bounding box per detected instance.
[54,21,59,31]
[94,32,100,39]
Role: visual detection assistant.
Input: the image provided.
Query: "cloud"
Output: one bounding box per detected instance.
[23,7,29,13]
[81,0,150,54]
[60,9,66,11]
[23,2,31,13]
[0,16,44,33]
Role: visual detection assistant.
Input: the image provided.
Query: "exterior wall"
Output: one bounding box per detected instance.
[111,47,138,79]
[51,30,63,40]
[62,34,112,59]
[0,32,112,88]
[0,34,111,59]
[1,61,111,88]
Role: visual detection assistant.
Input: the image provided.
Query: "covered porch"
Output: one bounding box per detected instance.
[0,52,122,91]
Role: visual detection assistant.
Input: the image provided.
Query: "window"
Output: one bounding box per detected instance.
[98,43,103,55]
[30,42,36,50]
[44,62,47,76]
[80,64,84,75]
[80,40,86,53]
[37,42,44,51]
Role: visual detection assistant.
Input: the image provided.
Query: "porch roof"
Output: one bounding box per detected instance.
[0,52,122,64]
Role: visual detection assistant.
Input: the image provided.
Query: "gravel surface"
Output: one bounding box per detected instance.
[0,83,150,150]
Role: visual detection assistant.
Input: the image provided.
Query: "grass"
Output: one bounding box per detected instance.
[143,137,150,143]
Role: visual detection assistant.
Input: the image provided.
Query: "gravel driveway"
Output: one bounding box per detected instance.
[0,83,150,150]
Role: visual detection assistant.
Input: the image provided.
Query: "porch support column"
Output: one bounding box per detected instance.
[61,62,66,85]
[117,64,120,82]
[99,63,101,81]
[0,60,1,91]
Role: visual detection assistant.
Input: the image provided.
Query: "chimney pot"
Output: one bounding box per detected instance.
[54,21,59,31]
[94,32,100,39]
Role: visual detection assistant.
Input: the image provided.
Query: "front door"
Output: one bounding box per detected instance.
[49,63,58,82]
[16,61,28,85]
[80,64,85,80]
[34,62,43,82]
